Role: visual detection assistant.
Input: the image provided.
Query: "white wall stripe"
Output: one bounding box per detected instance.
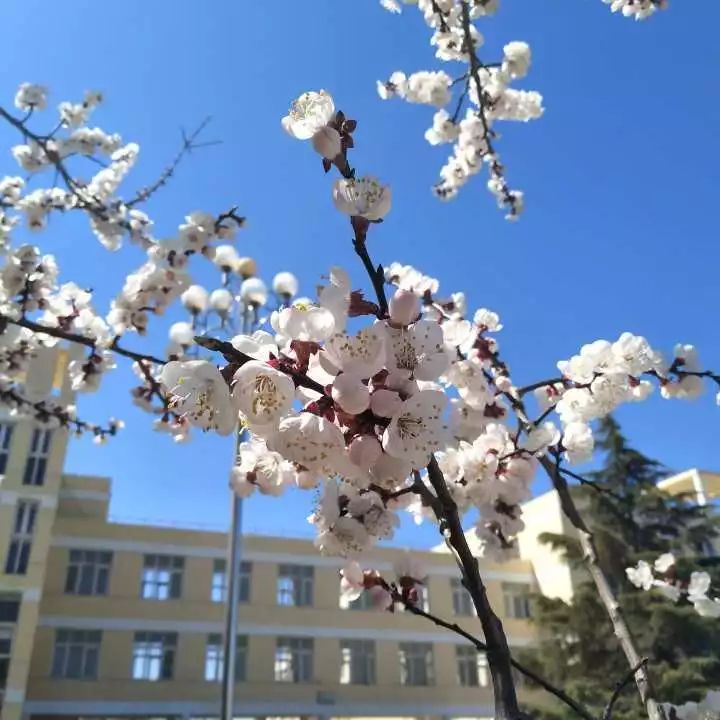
[37,615,531,647]
[23,699,496,717]
[50,535,534,583]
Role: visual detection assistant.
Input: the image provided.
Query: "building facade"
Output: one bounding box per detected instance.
[1,349,717,720]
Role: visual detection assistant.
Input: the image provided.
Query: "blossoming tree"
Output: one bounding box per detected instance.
[1,1,716,719]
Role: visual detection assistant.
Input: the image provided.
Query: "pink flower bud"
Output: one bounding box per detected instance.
[332,372,370,415]
[370,388,402,418]
[349,434,383,470]
[312,126,342,160]
[389,289,420,326]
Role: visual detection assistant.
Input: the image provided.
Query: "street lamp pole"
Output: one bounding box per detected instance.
[176,257,298,720]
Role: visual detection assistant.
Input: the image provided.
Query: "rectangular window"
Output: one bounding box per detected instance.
[0,628,12,706]
[277,564,313,607]
[339,584,373,610]
[204,633,248,682]
[274,637,313,683]
[4,500,38,575]
[23,428,52,486]
[340,639,376,685]
[141,555,184,600]
[211,560,251,603]
[51,629,101,680]
[456,646,489,687]
[399,642,434,686]
[451,578,474,616]
[0,424,13,475]
[64,550,112,596]
[502,582,531,619]
[132,631,177,680]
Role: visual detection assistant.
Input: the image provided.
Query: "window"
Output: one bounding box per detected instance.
[451,578,474,616]
[5,500,38,575]
[0,424,13,475]
[204,633,248,682]
[141,555,184,600]
[65,550,112,596]
[502,582,531,619]
[399,642,434,686]
[132,632,177,680]
[211,560,251,603]
[277,564,313,607]
[274,637,313,682]
[339,584,373,610]
[23,428,52,486]
[340,639,376,685]
[456,646,489,687]
[0,628,12,708]
[51,629,101,679]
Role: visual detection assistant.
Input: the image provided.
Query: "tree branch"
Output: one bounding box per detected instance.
[602,658,649,720]
[401,600,595,720]
[425,455,526,719]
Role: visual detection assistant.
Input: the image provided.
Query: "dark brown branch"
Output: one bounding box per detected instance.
[401,601,595,720]
[602,658,649,720]
[194,335,328,396]
[4,315,165,365]
[425,456,525,720]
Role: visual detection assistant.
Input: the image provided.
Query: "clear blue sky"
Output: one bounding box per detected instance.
[1,1,718,547]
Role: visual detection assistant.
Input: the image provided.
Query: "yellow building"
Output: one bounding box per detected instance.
[1,348,717,720]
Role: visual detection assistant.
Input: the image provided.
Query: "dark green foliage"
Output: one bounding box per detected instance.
[520,416,720,720]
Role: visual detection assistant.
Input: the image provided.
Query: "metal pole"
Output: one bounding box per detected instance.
[220,304,252,720]
[221,427,245,720]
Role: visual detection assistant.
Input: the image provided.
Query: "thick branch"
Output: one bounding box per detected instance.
[401,601,595,720]
[426,456,525,720]
[540,457,666,720]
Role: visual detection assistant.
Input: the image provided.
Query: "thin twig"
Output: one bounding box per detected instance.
[602,658,649,720]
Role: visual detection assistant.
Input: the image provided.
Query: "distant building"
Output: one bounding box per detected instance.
[1,348,716,720]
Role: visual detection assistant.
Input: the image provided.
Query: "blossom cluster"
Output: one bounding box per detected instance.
[377,0,542,216]
[626,553,720,619]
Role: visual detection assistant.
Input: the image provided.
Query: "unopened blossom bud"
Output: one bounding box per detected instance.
[349,434,382,470]
[210,288,233,313]
[389,289,420,326]
[370,388,402,418]
[169,321,194,346]
[240,277,268,307]
[213,244,239,271]
[332,373,370,415]
[235,256,257,279]
[181,284,209,314]
[272,271,299,299]
[311,126,342,160]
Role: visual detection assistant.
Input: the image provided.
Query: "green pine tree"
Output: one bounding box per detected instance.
[518,416,720,720]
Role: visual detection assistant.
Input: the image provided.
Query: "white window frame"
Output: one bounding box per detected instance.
[451,577,474,616]
[0,423,13,475]
[456,646,489,687]
[51,629,102,679]
[65,549,113,596]
[502,582,531,619]
[131,631,177,681]
[277,564,313,607]
[4,500,38,575]
[23,427,52,486]
[340,639,376,685]
[204,633,247,682]
[399,641,434,687]
[274,637,313,683]
[141,554,184,600]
